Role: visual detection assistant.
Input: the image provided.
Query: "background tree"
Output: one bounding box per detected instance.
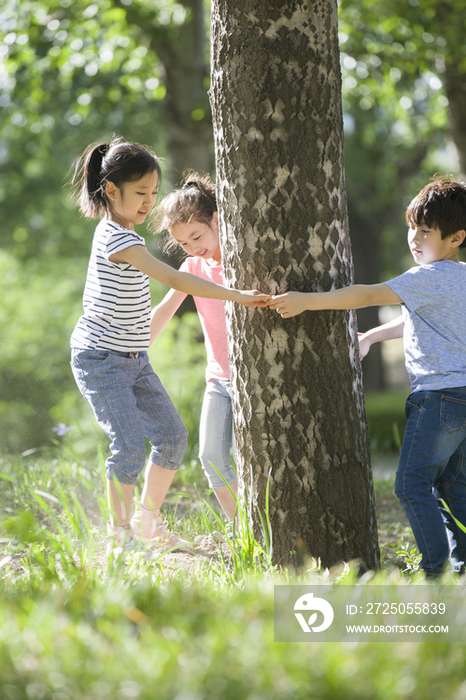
[113,0,214,181]
[210,0,379,569]
[0,0,211,263]
[339,0,466,390]
[340,0,466,174]
[1,0,463,466]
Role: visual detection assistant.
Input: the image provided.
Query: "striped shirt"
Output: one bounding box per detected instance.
[71,219,151,351]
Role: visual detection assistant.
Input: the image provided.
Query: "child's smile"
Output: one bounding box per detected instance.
[170,214,221,263]
[107,171,159,230]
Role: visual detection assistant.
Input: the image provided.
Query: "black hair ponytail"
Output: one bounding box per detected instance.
[71,137,161,219]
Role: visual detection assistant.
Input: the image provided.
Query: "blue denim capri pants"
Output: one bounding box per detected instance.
[71,349,188,485]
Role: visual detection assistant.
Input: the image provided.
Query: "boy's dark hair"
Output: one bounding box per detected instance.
[152,172,217,255]
[71,136,162,218]
[406,177,466,248]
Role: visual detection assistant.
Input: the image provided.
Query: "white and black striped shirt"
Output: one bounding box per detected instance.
[71,219,151,351]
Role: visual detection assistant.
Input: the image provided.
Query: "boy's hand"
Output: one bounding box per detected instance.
[357,332,372,360]
[267,292,309,318]
[234,290,271,307]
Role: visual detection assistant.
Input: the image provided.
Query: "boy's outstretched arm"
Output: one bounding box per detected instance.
[358,315,404,360]
[267,283,401,318]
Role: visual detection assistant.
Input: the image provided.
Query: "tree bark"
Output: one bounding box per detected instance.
[434,1,466,178]
[155,0,214,183]
[442,60,466,178]
[210,0,380,569]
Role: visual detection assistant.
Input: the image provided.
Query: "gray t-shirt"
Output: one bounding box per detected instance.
[385,260,466,392]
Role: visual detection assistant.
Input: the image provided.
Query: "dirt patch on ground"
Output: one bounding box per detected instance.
[144,535,233,574]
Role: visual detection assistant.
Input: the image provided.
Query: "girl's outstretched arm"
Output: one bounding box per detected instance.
[267,284,401,318]
[109,245,270,306]
[150,288,187,345]
[358,315,404,360]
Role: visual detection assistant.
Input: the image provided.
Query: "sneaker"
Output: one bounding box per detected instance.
[130,499,191,552]
[104,523,132,557]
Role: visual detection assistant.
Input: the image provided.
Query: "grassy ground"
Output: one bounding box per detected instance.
[1,445,464,699]
[0,444,426,589]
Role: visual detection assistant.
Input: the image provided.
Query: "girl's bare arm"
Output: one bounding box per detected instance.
[358,315,404,360]
[150,288,187,344]
[109,245,270,306]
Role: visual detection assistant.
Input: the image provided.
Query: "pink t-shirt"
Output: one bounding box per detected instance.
[179,256,230,382]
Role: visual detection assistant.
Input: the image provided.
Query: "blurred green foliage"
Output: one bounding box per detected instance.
[364,390,407,454]
[0,252,85,452]
[1,576,465,700]
[338,0,466,279]
[1,0,465,454]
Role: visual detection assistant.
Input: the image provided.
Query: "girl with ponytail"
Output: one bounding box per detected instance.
[70,139,268,555]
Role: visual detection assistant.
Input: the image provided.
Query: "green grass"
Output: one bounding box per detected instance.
[364,389,407,453]
[0,446,464,699]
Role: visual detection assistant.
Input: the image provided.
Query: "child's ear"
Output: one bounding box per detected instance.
[105,181,118,201]
[452,229,466,248]
[211,211,219,228]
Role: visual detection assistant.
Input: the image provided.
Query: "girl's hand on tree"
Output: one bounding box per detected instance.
[357,332,372,360]
[233,290,271,307]
[267,292,309,318]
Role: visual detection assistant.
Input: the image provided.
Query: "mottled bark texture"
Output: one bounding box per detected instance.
[210,0,380,569]
[443,60,466,178]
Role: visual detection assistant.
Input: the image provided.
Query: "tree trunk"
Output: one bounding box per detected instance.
[155,0,214,183]
[210,0,380,570]
[118,0,214,184]
[442,60,466,178]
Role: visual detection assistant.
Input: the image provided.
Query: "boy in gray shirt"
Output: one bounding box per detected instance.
[268,178,466,578]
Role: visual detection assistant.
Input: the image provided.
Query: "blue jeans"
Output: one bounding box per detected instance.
[199,379,237,489]
[71,349,188,484]
[395,387,466,576]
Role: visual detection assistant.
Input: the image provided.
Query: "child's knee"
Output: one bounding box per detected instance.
[200,454,236,489]
[106,443,147,484]
[149,424,189,470]
[200,446,217,469]
[394,476,408,504]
